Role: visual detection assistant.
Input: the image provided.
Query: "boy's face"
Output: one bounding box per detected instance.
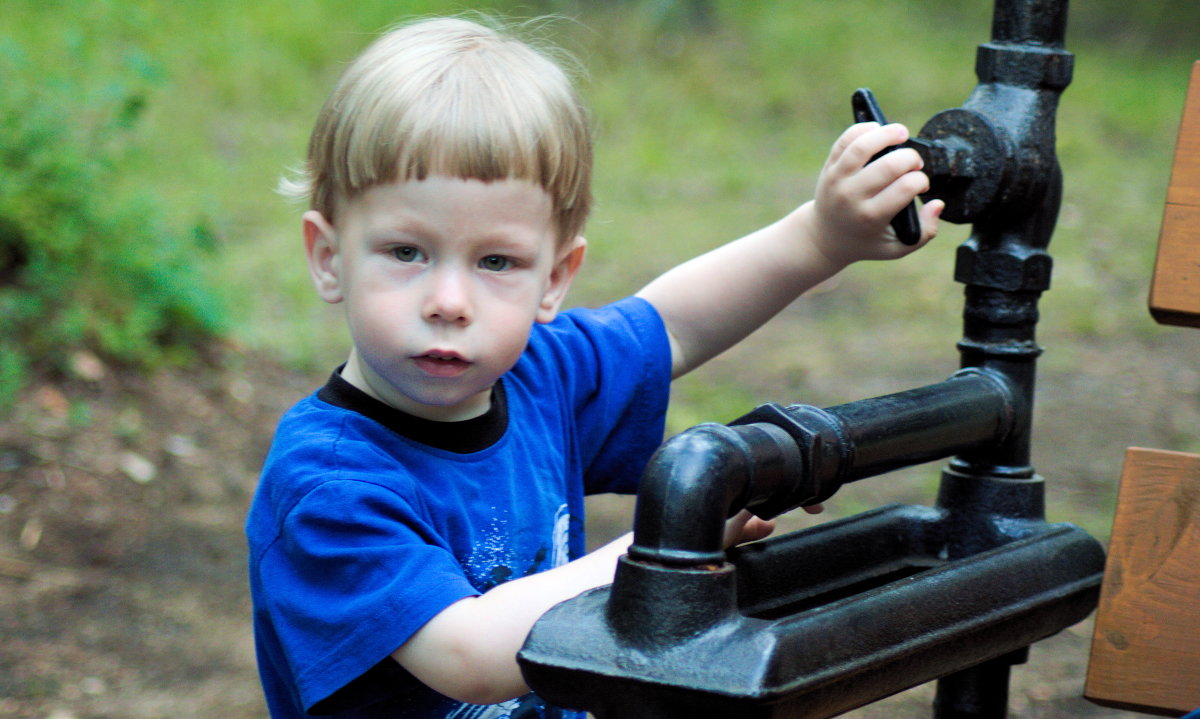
[304,176,585,421]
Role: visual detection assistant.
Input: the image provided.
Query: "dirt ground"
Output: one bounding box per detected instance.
[1,309,1197,719]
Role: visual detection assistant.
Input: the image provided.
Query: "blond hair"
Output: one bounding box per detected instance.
[282,16,593,245]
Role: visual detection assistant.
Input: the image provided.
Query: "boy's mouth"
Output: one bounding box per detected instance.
[413,351,471,378]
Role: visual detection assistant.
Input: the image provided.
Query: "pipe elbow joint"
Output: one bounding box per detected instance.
[627,422,803,568]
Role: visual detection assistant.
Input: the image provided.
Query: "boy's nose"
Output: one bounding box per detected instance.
[422,268,472,325]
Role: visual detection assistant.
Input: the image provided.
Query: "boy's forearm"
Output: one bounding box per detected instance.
[637,202,843,378]
[391,533,633,705]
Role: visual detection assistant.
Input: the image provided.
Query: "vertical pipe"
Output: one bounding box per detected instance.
[990,0,1068,47]
[935,0,1071,713]
[943,0,1072,527]
[934,651,1027,719]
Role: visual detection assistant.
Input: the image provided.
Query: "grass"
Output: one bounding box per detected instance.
[4,0,1197,531]
[7,0,1185,355]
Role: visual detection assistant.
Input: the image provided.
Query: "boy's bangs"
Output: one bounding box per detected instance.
[307,17,592,240]
[372,63,589,227]
[391,97,552,187]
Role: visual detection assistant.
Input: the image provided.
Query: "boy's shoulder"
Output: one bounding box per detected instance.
[521,296,668,376]
[258,390,470,526]
[264,389,421,482]
[271,390,380,455]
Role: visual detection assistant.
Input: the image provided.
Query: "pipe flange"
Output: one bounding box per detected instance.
[918,108,1006,223]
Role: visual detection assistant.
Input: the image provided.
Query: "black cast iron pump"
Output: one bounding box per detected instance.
[518,1,1105,717]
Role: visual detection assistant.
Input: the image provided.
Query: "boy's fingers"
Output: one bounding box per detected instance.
[821,124,914,218]
[861,170,931,231]
[827,121,880,165]
[722,510,776,547]
[740,517,776,544]
[919,199,945,243]
[836,122,910,174]
[855,148,926,198]
[891,198,943,251]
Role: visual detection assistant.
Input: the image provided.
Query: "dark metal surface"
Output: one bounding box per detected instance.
[522,512,1101,719]
[923,2,1077,712]
[626,368,1016,569]
[518,1,1100,717]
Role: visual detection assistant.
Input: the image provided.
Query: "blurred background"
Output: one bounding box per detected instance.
[1,1,1197,717]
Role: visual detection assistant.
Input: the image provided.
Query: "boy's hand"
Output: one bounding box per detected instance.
[721,504,824,549]
[808,122,944,269]
[723,509,776,547]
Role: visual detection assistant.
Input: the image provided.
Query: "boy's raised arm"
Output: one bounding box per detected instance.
[637,122,944,379]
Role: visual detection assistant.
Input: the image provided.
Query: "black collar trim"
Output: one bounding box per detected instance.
[316,367,508,454]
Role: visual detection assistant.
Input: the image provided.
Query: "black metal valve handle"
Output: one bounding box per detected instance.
[852,88,922,245]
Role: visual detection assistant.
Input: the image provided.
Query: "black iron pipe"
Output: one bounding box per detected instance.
[733,367,1018,515]
[625,422,802,568]
[625,368,1018,569]
[990,0,1067,47]
[825,367,1018,482]
[932,0,1073,712]
[933,650,1027,719]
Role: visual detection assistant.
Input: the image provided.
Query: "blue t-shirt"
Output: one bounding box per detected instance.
[246,298,671,718]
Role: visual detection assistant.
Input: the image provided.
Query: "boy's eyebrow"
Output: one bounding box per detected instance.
[361,219,552,249]
[356,206,429,235]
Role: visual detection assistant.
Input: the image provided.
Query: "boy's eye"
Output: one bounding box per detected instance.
[478,255,512,272]
[391,246,424,263]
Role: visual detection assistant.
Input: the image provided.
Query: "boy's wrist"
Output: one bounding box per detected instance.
[790,201,853,279]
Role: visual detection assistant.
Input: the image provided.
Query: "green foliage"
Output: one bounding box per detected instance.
[1,0,1192,406]
[0,40,225,406]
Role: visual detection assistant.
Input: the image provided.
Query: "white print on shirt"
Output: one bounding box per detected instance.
[550,504,570,569]
[446,697,520,719]
[462,504,573,591]
[463,511,513,589]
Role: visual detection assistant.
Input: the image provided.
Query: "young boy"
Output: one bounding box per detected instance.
[246,15,942,719]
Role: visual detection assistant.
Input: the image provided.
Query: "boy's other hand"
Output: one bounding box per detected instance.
[723,509,776,548]
[808,122,944,269]
[722,504,825,549]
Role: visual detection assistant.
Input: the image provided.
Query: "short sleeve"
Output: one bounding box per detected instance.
[521,297,672,495]
[259,479,478,713]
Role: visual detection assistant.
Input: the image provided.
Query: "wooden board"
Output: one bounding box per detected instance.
[1085,447,1200,716]
[1150,60,1200,328]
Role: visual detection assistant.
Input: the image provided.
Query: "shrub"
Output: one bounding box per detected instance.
[0,42,226,408]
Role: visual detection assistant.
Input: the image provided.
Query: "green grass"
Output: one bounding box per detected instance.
[6,0,1187,358]
[3,1,1195,528]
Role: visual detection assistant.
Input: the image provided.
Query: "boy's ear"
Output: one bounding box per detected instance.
[303,210,344,304]
[537,236,587,323]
